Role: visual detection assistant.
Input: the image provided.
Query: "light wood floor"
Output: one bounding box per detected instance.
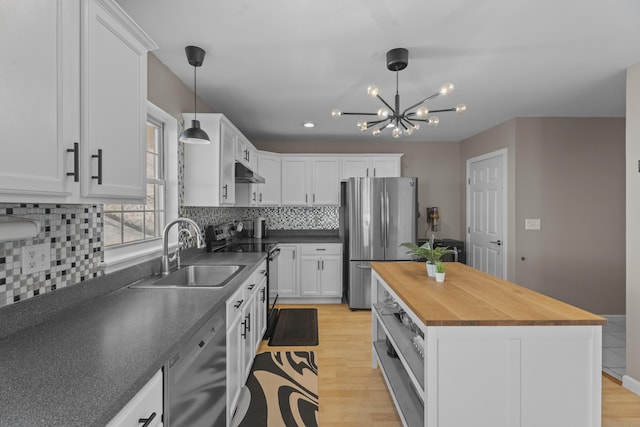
[259,304,640,427]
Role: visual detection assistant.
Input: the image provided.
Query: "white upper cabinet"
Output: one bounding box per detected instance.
[281,158,309,206]
[341,155,402,179]
[311,158,340,205]
[236,133,257,171]
[183,113,243,206]
[81,0,156,200]
[281,157,340,206]
[0,0,157,203]
[0,0,79,201]
[255,152,281,206]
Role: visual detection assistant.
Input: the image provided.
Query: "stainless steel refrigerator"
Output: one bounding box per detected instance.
[340,177,418,309]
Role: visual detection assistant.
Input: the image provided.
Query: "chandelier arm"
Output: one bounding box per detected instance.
[376,94,396,115]
[400,116,415,128]
[428,108,457,113]
[340,112,380,116]
[368,118,391,129]
[401,91,441,116]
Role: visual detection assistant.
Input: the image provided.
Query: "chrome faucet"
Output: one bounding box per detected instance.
[161,218,205,275]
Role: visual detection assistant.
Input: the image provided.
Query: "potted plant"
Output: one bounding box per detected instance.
[401,237,456,277]
[435,261,446,283]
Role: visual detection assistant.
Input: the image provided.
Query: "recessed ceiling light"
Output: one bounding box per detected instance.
[303,122,315,128]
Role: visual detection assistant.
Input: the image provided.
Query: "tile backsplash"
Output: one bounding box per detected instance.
[180,206,339,231]
[0,203,103,308]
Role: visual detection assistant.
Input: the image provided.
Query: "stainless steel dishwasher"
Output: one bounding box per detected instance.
[166,307,226,427]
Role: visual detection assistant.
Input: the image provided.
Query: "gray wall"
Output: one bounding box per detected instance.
[626,64,640,387]
[256,140,461,240]
[461,117,626,315]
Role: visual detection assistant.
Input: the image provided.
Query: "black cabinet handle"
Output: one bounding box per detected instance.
[234,299,244,308]
[91,149,102,184]
[259,193,262,202]
[248,283,255,290]
[260,288,265,302]
[138,412,156,427]
[252,192,256,201]
[246,312,251,332]
[223,184,228,199]
[241,320,247,338]
[66,142,79,182]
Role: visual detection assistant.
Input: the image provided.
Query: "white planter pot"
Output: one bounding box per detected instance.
[435,272,446,283]
[426,262,436,277]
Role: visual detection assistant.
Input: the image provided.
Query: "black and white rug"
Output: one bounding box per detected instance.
[234,351,318,427]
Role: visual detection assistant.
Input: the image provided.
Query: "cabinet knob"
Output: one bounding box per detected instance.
[138,412,157,427]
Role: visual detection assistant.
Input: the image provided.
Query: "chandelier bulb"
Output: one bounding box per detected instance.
[356,119,368,131]
[416,106,429,118]
[455,103,467,113]
[331,108,342,118]
[412,122,420,131]
[403,127,414,136]
[367,85,380,98]
[429,116,440,126]
[377,108,390,119]
[392,127,402,138]
[439,82,455,96]
[372,128,382,137]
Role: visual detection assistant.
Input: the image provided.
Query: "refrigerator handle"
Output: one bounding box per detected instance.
[380,192,386,247]
[385,191,390,248]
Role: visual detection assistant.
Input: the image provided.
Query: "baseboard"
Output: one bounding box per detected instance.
[623,374,640,397]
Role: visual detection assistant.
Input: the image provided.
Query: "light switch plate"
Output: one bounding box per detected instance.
[525,218,541,230]
[21,243,51,275]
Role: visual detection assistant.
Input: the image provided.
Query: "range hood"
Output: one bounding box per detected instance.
[235,162,265,184]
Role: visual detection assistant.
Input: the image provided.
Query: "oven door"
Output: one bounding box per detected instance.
[267,247,280,305]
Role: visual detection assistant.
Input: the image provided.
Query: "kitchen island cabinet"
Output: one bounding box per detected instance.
[371,261,605,427]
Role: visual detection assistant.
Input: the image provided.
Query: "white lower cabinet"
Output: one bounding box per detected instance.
[276,245,299,298]
[276,243,342,302]
[299,244,342,297]
[107,370,163,427]
[226,261,267,425]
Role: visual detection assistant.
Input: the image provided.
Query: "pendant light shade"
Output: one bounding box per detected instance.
[180,46,210,144]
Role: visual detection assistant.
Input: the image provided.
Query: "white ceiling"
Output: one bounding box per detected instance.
[116,0,640,143]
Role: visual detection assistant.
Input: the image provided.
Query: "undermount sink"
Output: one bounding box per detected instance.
[132,265,245,289]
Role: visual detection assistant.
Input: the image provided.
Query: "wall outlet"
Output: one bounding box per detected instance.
[21,243,51,275]
[525,218,541,230]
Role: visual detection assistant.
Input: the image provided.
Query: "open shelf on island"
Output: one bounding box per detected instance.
[373,303,425,391]
[373,340,424,426]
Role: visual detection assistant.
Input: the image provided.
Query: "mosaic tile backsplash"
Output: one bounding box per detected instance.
[0,204,103,308]
[179,206,339,231]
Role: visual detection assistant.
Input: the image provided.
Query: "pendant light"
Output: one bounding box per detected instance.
[179,45,210,144]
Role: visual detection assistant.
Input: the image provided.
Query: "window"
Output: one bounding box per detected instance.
[104,118,166,247]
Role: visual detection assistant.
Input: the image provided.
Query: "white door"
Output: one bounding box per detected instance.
[467,149,506,278]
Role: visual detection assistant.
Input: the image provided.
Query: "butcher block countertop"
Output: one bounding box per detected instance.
[370,261,605,327]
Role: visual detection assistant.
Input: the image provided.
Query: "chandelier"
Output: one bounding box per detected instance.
[331,48,466,138]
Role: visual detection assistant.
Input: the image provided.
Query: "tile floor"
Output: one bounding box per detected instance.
[602,315,626,380]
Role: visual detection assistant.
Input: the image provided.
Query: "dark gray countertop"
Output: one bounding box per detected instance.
[0,251,267,427]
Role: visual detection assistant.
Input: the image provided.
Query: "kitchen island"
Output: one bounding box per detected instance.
[371,261,605,427]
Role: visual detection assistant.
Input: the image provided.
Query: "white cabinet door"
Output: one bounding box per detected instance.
[255,279,267,349]
[318,255,342,296]
[370,157,400,177]
[241,290,256,381]
[81,0,152,201]
[341,159,369,179]
[219,120,236,205]
[299,256,321,296]
[277,245,299,297]
[226,312,243,422]
[311,158,340,205]
[341,156,402,179]
[257,153,281,206]
[281,158,309,205]
[0,0,79,201]
[107,370,163,427]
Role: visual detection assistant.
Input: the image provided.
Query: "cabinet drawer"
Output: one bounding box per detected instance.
[107,370,163,427]
[300,243,342,255]
[226,285,246,325]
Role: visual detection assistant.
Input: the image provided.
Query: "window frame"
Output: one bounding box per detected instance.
[103,101,179,273]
